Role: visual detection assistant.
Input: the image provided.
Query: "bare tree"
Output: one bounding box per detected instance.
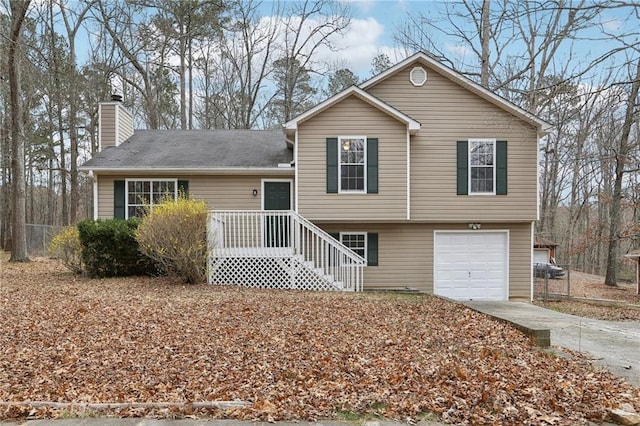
[604,59,640,285]
[58,0,91,224]
[212,0,279,128]
[94,0,164,129]
[8,0,32,262]
[271,0,350,123]
[150,0,224,129]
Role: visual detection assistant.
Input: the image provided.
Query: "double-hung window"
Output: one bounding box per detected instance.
[457,139,507,196]
[339,136,366,192]
[340,232,366,259]
[469,139,495,194]
[330,231,378,266]
[126,179,177,218]
[326,137,378,194]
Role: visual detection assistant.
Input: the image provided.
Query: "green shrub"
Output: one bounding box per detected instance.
[48,226,83,274]
[135,196,208,284]
[77,219,157,278]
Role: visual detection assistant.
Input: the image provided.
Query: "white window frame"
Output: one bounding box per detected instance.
[468,138,496,195]
[338,136,367,194]
[340,232,367,261]
[410,66,427,86]
[125,178,178,219]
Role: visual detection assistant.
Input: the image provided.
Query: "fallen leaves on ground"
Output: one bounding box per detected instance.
[535,270,640,304]
[1,257,638,425]
[534,300,640,321]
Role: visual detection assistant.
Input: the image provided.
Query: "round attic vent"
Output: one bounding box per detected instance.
[410,66,427,86]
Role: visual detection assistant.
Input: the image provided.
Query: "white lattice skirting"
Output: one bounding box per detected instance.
[209,256,343,291]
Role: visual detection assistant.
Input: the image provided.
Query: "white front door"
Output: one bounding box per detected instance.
[434,231,509,301]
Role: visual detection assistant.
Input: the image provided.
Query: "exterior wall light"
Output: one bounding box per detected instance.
[252,189,258,197]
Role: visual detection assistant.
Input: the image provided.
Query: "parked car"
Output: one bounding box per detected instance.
[534,262,565,279]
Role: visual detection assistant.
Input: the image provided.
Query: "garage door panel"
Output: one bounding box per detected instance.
[434,231,508,301]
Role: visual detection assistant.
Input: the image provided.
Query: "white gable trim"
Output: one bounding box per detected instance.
[284,86,421,134]
[361,52,552,134]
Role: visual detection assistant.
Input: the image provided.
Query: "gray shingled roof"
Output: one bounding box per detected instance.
[81,129,292,170]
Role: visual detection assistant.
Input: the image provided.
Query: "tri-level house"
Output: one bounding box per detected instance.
[80,52,551,301]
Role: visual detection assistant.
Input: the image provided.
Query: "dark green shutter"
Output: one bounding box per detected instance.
[329,232,339,240]
[367,138,378,194]
[114,180,125,219]
[456,141,468,195]
[326,138,338,193]
[496,141,507,195]
[177,180,189,197]
[367,233,378,266]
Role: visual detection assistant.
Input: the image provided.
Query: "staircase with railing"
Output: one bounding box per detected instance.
[208,210,365,291]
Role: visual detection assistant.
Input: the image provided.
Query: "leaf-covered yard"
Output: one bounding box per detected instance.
[1,257,639,424]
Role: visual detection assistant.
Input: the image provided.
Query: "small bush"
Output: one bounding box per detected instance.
[48,227,83,274]
[135,196,208,284]
[78,219,157,278]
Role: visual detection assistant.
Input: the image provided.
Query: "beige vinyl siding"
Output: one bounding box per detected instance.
[116,104,134,146]
[96,174,284,219]
[98,103,134,150]
[367,63,538,222]
[99,104,116,149]
[297,95,407,221]
[320,222,532,300]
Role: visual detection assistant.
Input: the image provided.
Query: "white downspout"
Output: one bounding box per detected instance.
[530,221,535,301]
[91,171,98,220]
[406,128,411,221]
[294,131,299,213]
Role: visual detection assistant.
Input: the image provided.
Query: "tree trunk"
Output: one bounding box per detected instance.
[1,95,11,249]
[604,59,640,286]
[8,0,31,262]
[69,62,79,224]
[179,32,187,129]
[479,0,490,87]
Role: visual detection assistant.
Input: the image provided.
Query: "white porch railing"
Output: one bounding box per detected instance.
[208,210,365,291]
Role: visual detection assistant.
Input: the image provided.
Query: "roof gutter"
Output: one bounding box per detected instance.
[79,166,295,176]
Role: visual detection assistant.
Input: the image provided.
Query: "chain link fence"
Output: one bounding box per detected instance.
[26,224,63,257]
[533,263,571,300]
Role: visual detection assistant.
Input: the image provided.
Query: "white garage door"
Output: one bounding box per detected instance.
[434,231,509,301]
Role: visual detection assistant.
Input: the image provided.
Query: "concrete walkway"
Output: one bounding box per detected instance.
[465,301,640,387]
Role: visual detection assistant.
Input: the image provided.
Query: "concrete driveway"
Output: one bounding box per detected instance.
[465,302,640,387]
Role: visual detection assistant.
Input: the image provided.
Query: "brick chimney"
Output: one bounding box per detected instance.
[98,94,133,151]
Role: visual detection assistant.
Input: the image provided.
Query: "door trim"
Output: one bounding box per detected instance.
[261,179,294,210]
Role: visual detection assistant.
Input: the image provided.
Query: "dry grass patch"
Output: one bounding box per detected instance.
[1,256,638,424]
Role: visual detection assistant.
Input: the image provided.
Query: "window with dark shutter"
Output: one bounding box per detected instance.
[496,141,507,195]
[367,233,378,266]
[457,139,507,195]
[339,232,378,266]
[178,180,189,196]
[457,141,469,195]
[114,180,126,219]
[326,138,338,193]
[124,179,179,218]
[367,138,378,194]
[327,137,378,194]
